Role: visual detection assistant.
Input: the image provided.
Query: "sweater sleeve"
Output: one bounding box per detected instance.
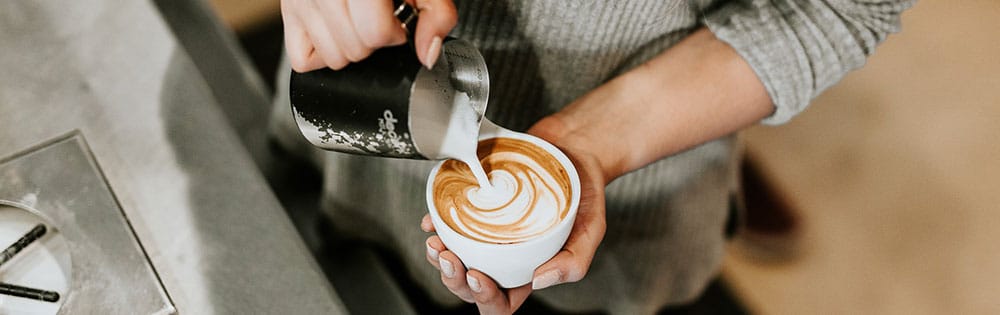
[703,0,914,125]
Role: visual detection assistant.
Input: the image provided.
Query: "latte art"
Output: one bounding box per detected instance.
[433,138,572,244]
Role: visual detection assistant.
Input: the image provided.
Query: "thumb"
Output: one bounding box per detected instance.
[413,0,457,69]
[531,250,590,291]
[530,176,607,290]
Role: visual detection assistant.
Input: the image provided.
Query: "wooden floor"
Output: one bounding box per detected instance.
[208,0,1000,313]
[727,1,1000,314]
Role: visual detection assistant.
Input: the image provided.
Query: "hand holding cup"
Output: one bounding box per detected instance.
[422,118,609,313]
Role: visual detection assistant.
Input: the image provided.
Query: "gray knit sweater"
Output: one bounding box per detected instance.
[271,1,913,313]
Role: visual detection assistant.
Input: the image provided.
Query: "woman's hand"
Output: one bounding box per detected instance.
[281,0,457,72]
[417,27,775,314]
[420,116,609,314]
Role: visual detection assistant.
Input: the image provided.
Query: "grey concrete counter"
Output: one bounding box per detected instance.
[0,1,346,313]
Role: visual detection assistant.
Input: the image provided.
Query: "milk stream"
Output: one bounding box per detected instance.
[461,157,492,190]
[436,92,493,190]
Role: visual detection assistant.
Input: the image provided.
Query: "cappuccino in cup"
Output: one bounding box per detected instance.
[431,137,573,244]
[426,122,580,288]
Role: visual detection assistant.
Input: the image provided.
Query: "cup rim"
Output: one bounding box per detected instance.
[426,131,581,248]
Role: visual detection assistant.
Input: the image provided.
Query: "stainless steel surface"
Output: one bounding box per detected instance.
[0,135,174,315]
[442,39,490,119]
[408,38,491,160]
[290,38,489,160]
[0,1,346,314]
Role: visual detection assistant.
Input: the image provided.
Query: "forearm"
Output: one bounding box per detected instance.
[533,28,773,181]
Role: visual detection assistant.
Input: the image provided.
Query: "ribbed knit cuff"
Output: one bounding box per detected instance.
[702,1,813,126]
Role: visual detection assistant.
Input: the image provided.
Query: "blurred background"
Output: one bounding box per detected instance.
[206,0,1000,314]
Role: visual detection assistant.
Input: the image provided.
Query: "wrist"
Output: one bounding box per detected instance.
[528,115,624,184]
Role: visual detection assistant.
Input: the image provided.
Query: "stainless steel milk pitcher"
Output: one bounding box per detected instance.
[289,0,489,159]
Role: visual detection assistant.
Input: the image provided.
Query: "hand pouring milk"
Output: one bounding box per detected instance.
[288,37,492,188]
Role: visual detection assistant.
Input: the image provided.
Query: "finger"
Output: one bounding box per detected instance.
[413,0,457,68]
[532,183,607,290]
[420,214,436,232]
[466,270,532,315]
[438,250,475,303]
[280,3,324,72]
[315,0,372,63]
[425,236,445,267]
[347,0,407,48]
[299,2,350,70]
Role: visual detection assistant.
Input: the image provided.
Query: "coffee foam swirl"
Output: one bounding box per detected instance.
[433,137,572,244]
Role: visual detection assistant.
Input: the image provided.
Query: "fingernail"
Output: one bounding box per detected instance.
[532,270,561,290]
[425,36,442,70]
[426,243,439,260]
[466,274,481,293]
[439,257,454,278]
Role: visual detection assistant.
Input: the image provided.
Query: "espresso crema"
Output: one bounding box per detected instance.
[432,137,572,244]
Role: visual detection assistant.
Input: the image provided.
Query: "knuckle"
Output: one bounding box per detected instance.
[429,0,458,29]
[342,53,361,63]
[289,59,310,73]
[428,237,442,249]
[440,274,455,287]
[444,279,467,295]
[566,261,590,283]
[441,5,458,28]
[286,47,308,66]
[289,54,318,72]
[595,213,608,229]
[440,272,461,286]
[343,47,370,63]
[360,22,397,47]
[326,60,347,70]
[323,53,348,70]
[474,289,496,303]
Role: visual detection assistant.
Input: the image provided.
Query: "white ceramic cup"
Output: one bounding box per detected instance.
[425,121,581,288]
